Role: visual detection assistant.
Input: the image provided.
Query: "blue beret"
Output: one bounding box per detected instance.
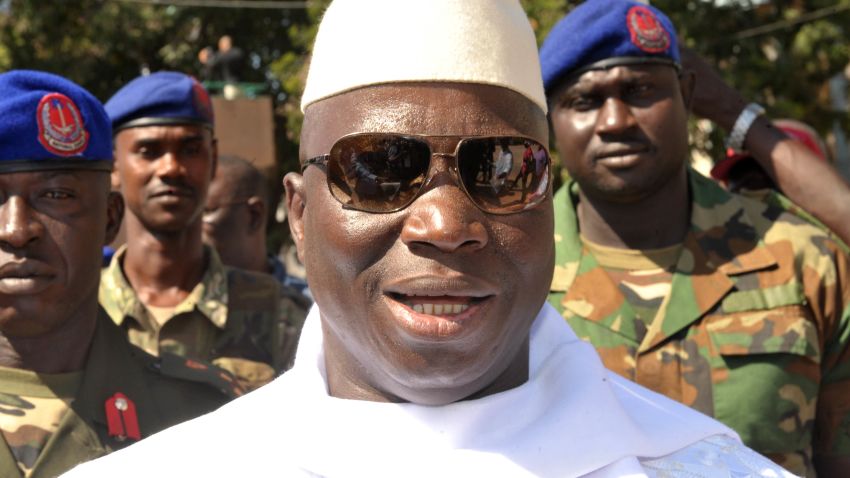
[105,71,214,133]
[540,0,680,93]
[0,70,112,173]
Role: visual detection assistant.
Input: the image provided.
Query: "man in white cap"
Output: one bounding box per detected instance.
[64,1,792,476]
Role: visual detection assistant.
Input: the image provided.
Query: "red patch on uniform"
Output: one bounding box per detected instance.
[191,77,214,124]
[36,93,89,156]
[626,6,670,54]
[185,359,208,370]
[104,392,141,441]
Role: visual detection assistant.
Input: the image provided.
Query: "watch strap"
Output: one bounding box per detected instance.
[725,102,765,152]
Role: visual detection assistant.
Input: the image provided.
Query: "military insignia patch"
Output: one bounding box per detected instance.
[36,92,89,156]
[105,392,141,442]
[626,5,670,54]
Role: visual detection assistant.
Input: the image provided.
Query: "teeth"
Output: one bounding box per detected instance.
[408,302,470,315]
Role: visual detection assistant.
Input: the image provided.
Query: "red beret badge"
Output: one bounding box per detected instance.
[627,6,670,54]
[36,92,89,157]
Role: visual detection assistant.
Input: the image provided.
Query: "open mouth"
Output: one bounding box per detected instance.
[384,293,492,339]
[389,293,488,316]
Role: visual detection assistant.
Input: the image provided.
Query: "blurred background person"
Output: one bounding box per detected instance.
[202,154,312,294]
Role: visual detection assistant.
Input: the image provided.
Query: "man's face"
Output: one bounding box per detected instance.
[549,64,690,202]
[202,166,250,265]
[290,83,554,405]
[0,170,119,337]
[114,124,216,232]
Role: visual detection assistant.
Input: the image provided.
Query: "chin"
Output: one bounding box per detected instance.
[147,215,200,233]
[382,358,499,405]
[389,381,480,406]
[0,310,59,338]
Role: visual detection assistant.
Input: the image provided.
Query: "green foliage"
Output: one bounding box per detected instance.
[657,0,850,162]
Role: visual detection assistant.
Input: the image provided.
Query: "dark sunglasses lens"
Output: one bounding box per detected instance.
[457,137,550,212]
[327,135,430,212]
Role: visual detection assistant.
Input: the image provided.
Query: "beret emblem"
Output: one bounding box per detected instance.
[626,6,670,54]
[37,92,89,156]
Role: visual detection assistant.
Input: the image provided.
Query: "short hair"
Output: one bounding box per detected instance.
[215,154,271,218]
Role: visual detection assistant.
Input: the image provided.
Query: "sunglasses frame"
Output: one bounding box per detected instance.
[302,132,552,215]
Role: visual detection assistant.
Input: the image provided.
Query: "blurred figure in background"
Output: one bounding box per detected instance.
[198,35,245,99]
[203,154,311,369]
[203,154,311,298]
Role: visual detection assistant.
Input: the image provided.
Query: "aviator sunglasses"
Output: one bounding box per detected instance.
[302,133,551,214]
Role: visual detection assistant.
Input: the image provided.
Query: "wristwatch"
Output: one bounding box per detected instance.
[725,102,765,152]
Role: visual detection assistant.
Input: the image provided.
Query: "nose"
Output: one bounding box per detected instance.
[0,196,44,249]
[154,151,184,178]
[400,160,488,253]
[596,97,636,135]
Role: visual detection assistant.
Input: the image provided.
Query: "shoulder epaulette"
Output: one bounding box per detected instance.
[155,352,245,399]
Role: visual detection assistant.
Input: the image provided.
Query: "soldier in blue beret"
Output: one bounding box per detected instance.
[0,70,238,478]
[101,72,307,390]
[542,1,850,475]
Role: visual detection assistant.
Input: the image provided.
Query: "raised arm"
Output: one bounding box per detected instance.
[682,47,850,246]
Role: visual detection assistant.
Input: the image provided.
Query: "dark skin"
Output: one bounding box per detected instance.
[113,124,217,307]
[0,170,122,373]
[549,64,695,249]
[285,82,554,406]
[683,47,850,247]
[202,160,267,273]
[682,48,850,475]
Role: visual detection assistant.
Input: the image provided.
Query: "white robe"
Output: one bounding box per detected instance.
[63,304,795,477]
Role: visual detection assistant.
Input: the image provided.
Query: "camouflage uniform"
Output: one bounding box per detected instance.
[100,245,309,391]
[549,170,850,477]
[739,188,850,255]
[0,311,236,478]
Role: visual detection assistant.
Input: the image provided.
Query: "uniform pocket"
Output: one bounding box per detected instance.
[706,307,821,362]
[704,308,821,464]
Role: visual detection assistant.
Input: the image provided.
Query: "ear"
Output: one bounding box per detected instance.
[104,191,125,245]
[283,172,307,263]
[679,69,696,113]
[246,195,267,233]
[110,162,121,191]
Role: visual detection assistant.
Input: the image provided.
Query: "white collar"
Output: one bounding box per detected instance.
[273,303,736,477]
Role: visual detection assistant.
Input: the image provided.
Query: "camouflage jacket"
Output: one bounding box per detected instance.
[100,246,309,391]
[739,187,850,255]
[0,311,233,478]
[548,170,850,477]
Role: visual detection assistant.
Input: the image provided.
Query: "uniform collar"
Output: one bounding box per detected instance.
[99,244,229,330]
[551,169,776,290]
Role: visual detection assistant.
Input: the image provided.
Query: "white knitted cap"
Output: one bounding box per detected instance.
[300,0,547,114]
